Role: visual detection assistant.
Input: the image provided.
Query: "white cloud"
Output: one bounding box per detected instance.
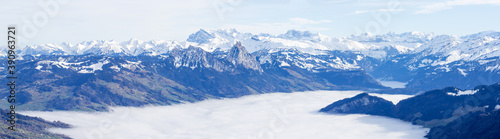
[378,80,408,89]
[22,90,428,139]
[348,9,405,15]
[416,0,500,14]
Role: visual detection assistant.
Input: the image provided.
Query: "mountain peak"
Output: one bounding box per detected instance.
[226,42,263,72]
[278,30,318,40]
[186,29,215,44]
[234,41,244,49]
[462,30,500,39]
[170,45,235,72]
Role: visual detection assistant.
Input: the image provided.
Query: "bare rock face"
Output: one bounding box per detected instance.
[170,46,235,72]
[226,42,263,72]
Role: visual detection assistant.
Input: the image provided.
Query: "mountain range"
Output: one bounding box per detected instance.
[1,29,499,111]
[10,29,500,90]
[0,41,384,111]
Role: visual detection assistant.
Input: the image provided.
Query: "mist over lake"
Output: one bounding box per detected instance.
[23,90,428,139]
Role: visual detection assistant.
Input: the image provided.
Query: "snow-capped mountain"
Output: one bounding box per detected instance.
[2,41,387,111]
[17,29,431,58]
[21,39,185,56]
[2,29,500,111]
[254,48,361,72]
[413,31,500,63]
[370,30,500,91]
[17,29,498,60]
[8,29,500,93]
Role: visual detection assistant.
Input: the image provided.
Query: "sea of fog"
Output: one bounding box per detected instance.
[378,80,408,89]
[22,90,428,139]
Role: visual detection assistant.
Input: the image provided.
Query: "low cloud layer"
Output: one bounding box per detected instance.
[378,80,408,89]
[23,90,427,139]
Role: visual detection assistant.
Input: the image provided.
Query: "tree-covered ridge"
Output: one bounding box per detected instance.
[0,109,70,138]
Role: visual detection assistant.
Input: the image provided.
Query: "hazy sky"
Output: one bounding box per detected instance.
[1,0,500,45]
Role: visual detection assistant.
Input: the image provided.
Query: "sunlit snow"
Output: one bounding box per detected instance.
[447,89,479,96]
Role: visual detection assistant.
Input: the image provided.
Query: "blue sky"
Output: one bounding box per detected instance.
[1,0,500,45]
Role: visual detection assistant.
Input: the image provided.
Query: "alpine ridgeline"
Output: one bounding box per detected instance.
[1,29,499,111]
[0,40,384,111]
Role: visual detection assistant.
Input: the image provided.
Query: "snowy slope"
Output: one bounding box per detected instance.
[15,29,499,58]
[14,29,500,74]
[21,39,185,56]
[16,29,436,58]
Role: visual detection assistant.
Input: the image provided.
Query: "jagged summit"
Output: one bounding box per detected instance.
[170,45,235,72]
[233,41,245,49]
[168,42,263,72]
[226,42,263,72]
[11,30,500,90]
[14,29,500,59]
